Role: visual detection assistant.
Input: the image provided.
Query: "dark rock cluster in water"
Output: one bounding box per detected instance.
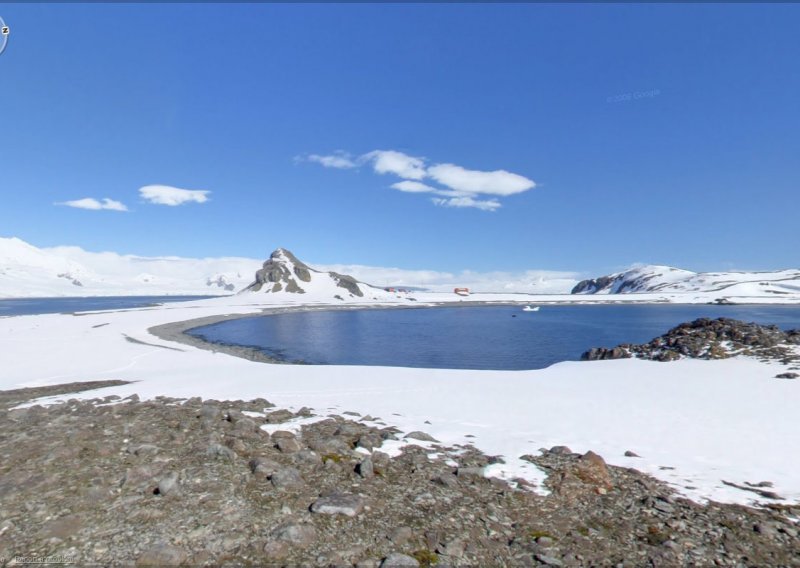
[582,317,800,364]
[2,381,800,566]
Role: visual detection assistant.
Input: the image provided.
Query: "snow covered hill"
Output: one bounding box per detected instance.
[0,237,260,298]
[571,264,800,298]
[242,248,398,301]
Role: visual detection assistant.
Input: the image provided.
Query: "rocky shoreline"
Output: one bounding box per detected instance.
[1,381,799,567]
[582,317,800,369]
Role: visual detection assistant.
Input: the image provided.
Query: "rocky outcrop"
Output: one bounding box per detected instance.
[2,382,799,566]
[582,318,800,364]
[246,249,312,294]
[330,272,364,297]
[243,248,371,298]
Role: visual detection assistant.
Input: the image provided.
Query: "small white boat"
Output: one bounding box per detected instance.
[522,305,540,312]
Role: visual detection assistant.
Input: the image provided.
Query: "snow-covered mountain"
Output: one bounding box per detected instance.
[572,264,800,296]
[243,248,397,301]
[0,237,260,298]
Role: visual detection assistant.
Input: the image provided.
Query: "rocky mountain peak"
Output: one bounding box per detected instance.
[243,248,369,298]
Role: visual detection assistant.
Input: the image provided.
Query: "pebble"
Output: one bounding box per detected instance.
[156,472,179,496]
[311,492,365,517]
[380,553,420,567]
[271,522,317,545]
[136,542,187,566]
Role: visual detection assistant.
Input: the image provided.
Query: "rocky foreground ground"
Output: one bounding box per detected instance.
[1,376,799,567]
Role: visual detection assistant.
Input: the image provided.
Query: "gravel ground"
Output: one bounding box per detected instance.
[1,381,798,567]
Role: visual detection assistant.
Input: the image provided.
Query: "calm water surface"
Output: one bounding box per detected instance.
[188,304,800,370]
[0,296,215,317]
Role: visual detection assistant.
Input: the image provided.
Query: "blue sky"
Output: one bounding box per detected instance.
[1,3,798,275]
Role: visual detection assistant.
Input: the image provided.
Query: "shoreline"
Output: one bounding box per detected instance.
[148,300,800,368]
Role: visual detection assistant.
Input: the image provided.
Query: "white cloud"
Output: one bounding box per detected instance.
[305,152,357,169]
[427,163,535,196]
[390,181,438,193]
[363,150,427,180]
[58,198,128,212]
[432,196,501,211]
[304,148,538,211]
[139,185,210,206]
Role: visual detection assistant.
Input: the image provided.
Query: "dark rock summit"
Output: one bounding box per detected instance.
[243,248,375,297]
[582,317,800,363]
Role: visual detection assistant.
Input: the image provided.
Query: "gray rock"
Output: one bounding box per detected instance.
[457,467,485,480]
[129,444,160,457]
[292,449,323,467]
[233,417,258,433]
[776,372,799,379]
[266,409,295,423]
[654,499,675,514]
[270,466,304,489]
[262,540,289,559]
[357,455,374,479]
[249,456,280,478]
[434,473,459,488]
[380,553,420,567]
[136,542,187,566]
[535,553,564,566]
[271,521,317,545]
[156,472,179,496]
[206,443,236,461]
[404,431,440,443]
[624,450,640,458]
[388,526,414,546]
[308,436,353,455]
[276,436,302,453]
[356,433,381,452]
[311,492,365,517]
[437,538,466,558]
[198,405,221,420]
[226,409,245,423]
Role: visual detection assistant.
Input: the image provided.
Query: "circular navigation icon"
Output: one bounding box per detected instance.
[0,16,9,56]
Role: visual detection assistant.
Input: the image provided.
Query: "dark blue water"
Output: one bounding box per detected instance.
[0,296,214,317]
[187,304,800,370]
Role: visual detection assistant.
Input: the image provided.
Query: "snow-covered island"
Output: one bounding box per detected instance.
[2,243,799,565]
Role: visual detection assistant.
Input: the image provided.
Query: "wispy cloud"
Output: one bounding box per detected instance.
[363,150,427,180]
[432,196,501,211]
[427,163,535,196]
[303,152,357,169]
[390,180,438,193]
[139,185,210,206]
[304,148,537,211]
[57,198,128,211]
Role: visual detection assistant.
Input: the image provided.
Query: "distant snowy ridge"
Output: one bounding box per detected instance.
[572,264,800,297]
[0,237,259,298]
[243,248,398,301]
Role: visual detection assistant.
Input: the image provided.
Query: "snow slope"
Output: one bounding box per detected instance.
[572,264,800,298]
[0,237,260,298]
[1,293,799,507]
